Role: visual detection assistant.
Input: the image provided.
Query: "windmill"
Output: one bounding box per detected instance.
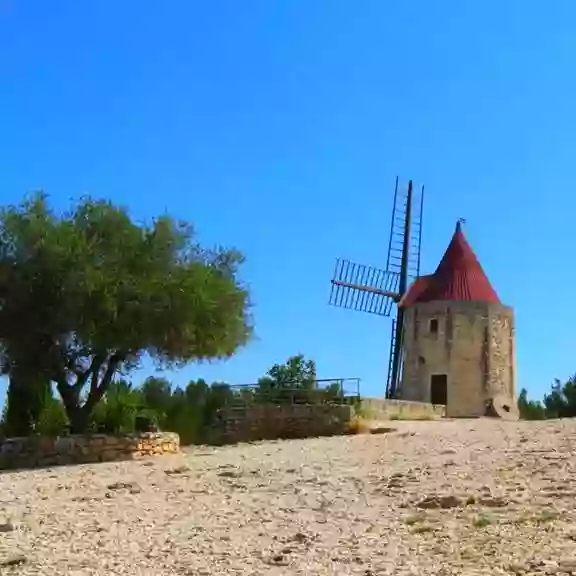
[328,178,424,398]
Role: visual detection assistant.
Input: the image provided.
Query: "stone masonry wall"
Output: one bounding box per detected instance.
[214,404,354,444]
[360,398,446,420]
[0,432,180,470]
[400,301,516,418]
[489,311,516,402]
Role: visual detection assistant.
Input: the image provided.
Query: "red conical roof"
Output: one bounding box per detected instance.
[400,221,500,307]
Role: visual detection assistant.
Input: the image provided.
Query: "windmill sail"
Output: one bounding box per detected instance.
[386,178,424,285]
[329,259,400,317]
[328,177,425,399]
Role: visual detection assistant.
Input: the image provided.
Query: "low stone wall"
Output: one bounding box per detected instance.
[0,432,180,470]
[360,398,446,421]
[215,404,354,444]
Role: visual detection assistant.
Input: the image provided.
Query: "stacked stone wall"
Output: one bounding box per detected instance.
[214,404,354,444]
[0,432,180,470]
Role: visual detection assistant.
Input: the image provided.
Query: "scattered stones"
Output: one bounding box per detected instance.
[416,495,463,509]
[0,554,27,567]
[0,521,15,532]
[478,496,509,508]
[558,558,576,572]
[107,481,139,491]
[0,419,575,574]
[217,468,242,478]
[289,531,314,545]
[369,426,396,435]
[164,465,190,476]
[387,473,405,489]
[264,553,291,566]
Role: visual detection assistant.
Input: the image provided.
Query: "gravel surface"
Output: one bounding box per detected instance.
[1,419,576,575]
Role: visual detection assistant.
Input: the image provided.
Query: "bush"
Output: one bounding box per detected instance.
[134,410,160,433]
[0,354,354,444]
[36,400,69,436]
[345,415,372,435]
[168,404,205,445]
[87,380,142,434]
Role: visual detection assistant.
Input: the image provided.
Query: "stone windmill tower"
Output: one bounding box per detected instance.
[397,220,517,419]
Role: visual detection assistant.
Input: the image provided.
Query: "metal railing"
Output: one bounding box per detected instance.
[219,377,361,407]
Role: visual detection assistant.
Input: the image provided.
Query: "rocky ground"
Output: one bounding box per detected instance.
[1,419,576,575]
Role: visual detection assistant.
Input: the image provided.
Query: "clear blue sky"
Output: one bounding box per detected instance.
[0,1,574,402]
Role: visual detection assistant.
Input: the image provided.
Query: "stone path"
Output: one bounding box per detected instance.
[1,419,576,575]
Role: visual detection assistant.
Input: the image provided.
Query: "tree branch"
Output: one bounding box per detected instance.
[89,354,105,395]
[83,353,123,412]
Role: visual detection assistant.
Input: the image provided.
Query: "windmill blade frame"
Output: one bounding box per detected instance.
[328,177,425,399]
[329,259,400,317]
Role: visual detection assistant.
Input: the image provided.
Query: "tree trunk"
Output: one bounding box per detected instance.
[68,405,91,435]
[5,373,33,437]
[56,354,122,434]
[4,363,51,437]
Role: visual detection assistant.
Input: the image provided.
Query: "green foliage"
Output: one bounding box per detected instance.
[36,398,69,437]
[0,403,6,439]
[0,192,252,432]
[256,354,342,404]
[0,352,352,443]
[88,379,143,434]
[164,393,204,445]
[259,354,317,389]
[518,376,576,420]
[4,366,52,437]
[171,379,235,444]
[140,376,173,428]
[542,376,576,418]
[517,388,546,420]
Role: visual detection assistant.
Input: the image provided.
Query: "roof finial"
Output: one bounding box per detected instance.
[456,218,466,232]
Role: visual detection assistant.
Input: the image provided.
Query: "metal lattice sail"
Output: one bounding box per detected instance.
[329,177,425,398]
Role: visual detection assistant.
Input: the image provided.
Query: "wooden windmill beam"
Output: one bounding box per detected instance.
[387,180,413,399]
[329,279,400,301]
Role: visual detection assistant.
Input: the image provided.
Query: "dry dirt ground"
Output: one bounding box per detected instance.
[1,419,576,575]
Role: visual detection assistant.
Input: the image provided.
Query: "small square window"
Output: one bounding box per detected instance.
[429,318,439,334]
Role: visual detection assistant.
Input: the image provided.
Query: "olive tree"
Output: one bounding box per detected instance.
[0,193,252,433]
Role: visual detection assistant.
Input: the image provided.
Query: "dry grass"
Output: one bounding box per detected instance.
[344,415,373,434]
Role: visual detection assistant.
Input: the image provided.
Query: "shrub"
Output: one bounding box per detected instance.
[36,400,69,437]
[345,415,372,435]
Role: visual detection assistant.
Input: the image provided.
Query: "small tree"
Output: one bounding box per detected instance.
[256,354,318,404]
[140,376,173,428]
[155,379,234,445]
[0,193,252,433]
[542,375,576,419]
[517,388,546,420]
